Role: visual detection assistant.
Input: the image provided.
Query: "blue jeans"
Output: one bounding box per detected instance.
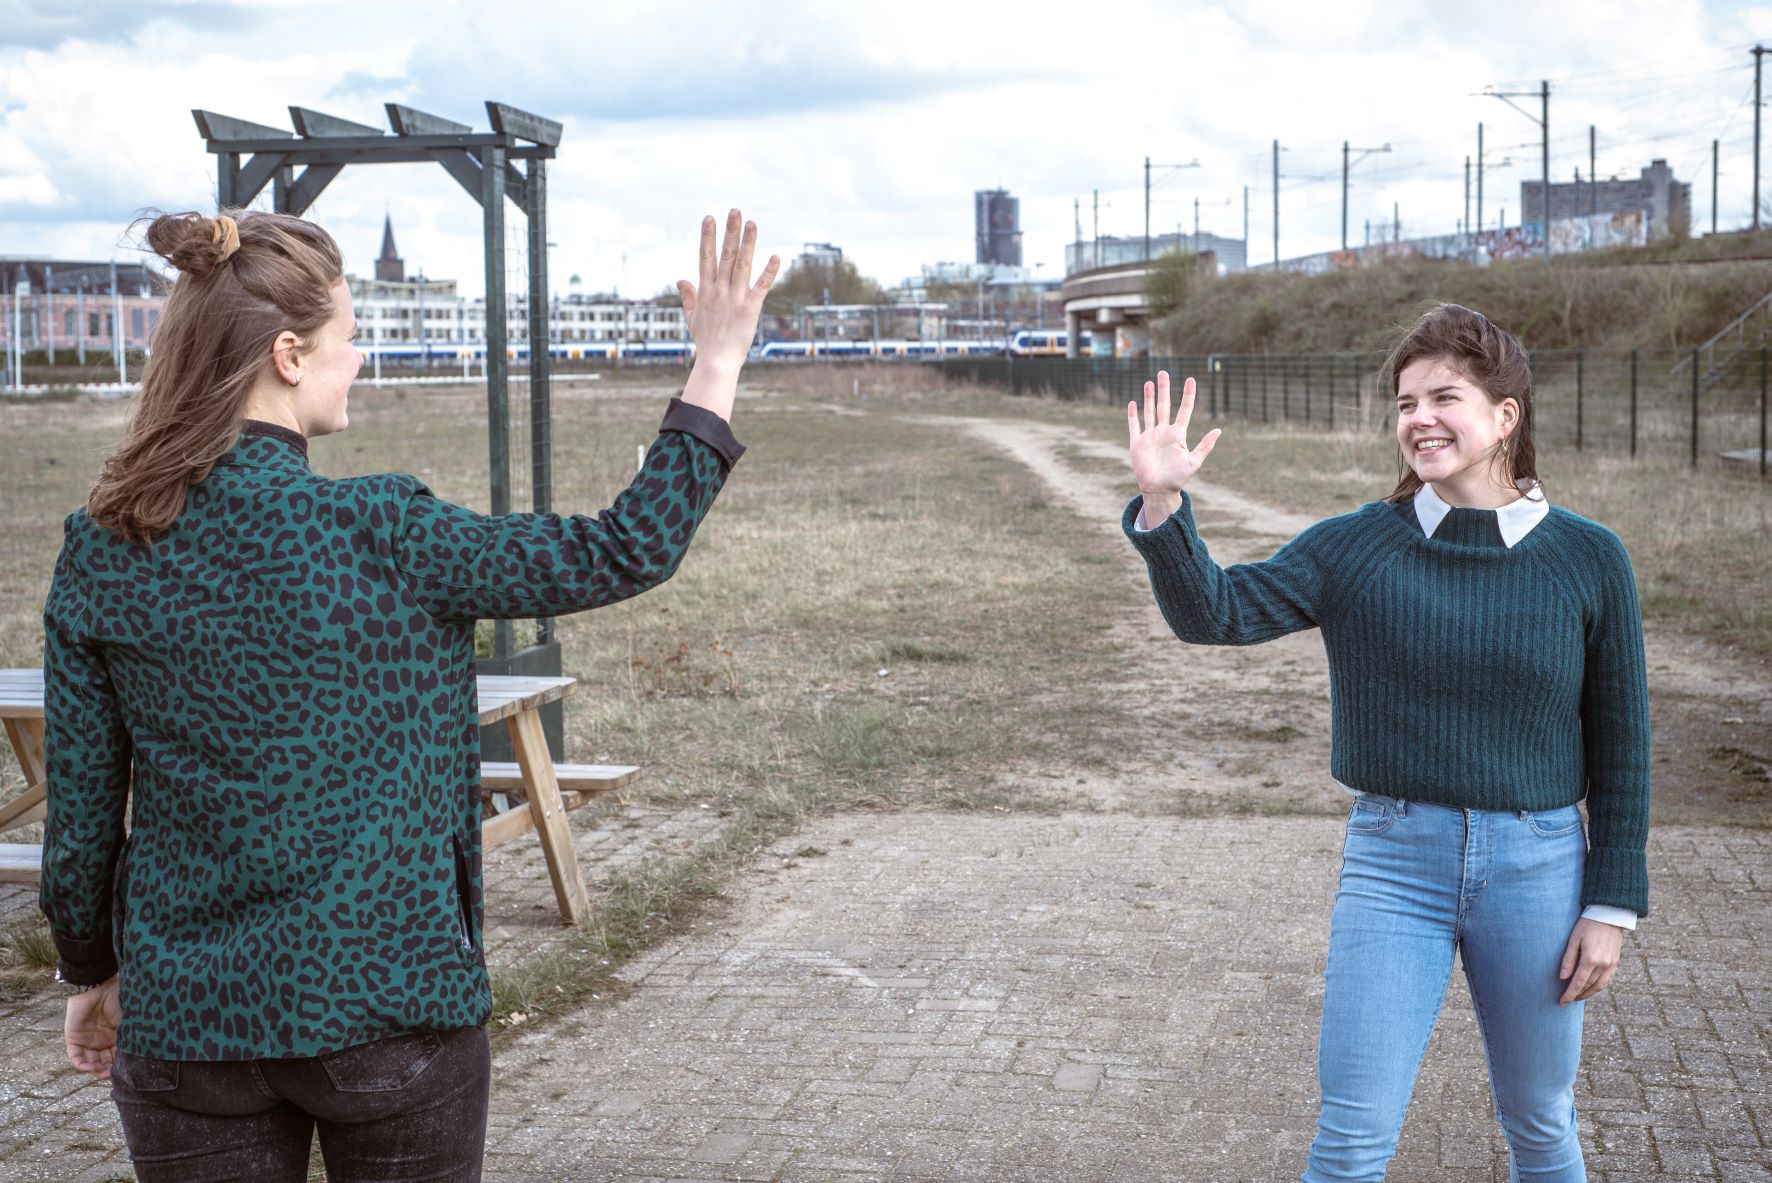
[110,1026,489,1182]
[1303,797,1588,1183]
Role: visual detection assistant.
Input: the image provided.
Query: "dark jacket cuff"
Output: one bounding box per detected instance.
[660,398,745,468]
[52,930,117,986]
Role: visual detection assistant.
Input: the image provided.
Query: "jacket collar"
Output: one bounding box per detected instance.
[218,420,312,472]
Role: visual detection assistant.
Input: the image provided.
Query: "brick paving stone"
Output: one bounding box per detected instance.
[3,812,1768,1179]
[487,815,1771,1182]
[0,800,730,1180]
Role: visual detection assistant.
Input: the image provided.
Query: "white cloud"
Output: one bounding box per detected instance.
[2,0,1766,295]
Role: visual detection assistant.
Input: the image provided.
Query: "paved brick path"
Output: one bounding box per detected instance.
[2,807,1768,1181]
[482,813,1772,1182]
[0,800,730,1182]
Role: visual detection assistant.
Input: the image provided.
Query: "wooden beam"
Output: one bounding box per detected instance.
[485,102,562,147]
[0,784,45,834]
[387,103,472,136]
[506,708,588,923]
[0,844,40,884]
[193,109,294,143]
[282,164,345,216]
[289,106,384,138]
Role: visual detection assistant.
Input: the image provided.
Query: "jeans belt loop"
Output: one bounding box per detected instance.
[1394,798,1407,818]
[1519,809,1531,821]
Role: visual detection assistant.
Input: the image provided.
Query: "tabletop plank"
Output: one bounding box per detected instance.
[2,669,576,724]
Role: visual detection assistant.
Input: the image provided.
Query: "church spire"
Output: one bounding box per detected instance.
[375,213,405,282]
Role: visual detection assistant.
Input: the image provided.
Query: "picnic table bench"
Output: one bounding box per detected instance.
[0,669,634,924]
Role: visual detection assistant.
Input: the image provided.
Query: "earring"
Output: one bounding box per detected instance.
[291,373,302,387]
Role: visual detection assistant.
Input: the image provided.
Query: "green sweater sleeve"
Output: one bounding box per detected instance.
[1122,492,1335,645]
[38,524,132,985]
[1573,529,1653,915]
[395,405,736,624]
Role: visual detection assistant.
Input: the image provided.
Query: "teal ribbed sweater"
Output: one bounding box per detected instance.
[1124,491,1651,915]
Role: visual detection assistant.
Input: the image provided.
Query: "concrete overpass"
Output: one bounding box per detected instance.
[1059,260,1157,358]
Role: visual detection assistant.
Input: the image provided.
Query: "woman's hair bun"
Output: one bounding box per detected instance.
[144,211,242,278]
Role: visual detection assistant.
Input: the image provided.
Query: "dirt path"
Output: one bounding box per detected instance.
[903,416,1340,817]
[936,415,1772,828]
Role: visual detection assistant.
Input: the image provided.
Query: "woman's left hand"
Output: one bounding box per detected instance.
[1558,918,1623,1005]
[65,976,121,1079]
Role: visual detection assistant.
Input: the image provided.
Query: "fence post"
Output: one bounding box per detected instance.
[1630,349,1638,459]
[1575,350,1584,451]
[1304,356,1312,425]
[1327,354,1335,431]
[1760,346,1767,480]
[1264,353,1272,422]
[1690,347,1699,468]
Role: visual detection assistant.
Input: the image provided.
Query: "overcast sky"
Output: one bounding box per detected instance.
[4,0,1771,299]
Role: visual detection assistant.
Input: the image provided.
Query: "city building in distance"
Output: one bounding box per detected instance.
[1521,159,1691,242]
[975,189,1022,267]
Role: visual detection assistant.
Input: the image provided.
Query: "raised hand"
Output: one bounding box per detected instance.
[1127,371,1220,523]
[677,209,780,423]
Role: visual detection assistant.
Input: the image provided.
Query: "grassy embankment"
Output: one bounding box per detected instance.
[1155,229,1772,354]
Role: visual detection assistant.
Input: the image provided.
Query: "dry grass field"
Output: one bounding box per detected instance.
[1,363,1767,1029]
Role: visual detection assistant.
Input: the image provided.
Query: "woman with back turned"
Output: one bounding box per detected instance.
[1123,304,1649,1182]
[40,206,777,1180]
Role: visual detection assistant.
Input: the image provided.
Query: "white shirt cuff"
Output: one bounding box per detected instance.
[1580,904,1638,930]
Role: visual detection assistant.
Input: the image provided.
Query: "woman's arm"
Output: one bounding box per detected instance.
[1124,371,1331,645]
[396,210,777,624]
[1576,529,1653,915]
[39,532,132,1078]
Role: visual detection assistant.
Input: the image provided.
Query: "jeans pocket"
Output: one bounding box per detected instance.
[319,1032,444,1094]
[1525,803,1584,838]
[113,1051,180,1093]
[1345,795,1395,835]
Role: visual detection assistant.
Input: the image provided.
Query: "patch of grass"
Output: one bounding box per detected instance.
[877,639,974,665]
[0,924,58,972]
[1238,724,1305,743]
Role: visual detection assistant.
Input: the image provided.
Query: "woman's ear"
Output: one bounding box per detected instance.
[270,330,303,387]
[1498,397,1520,438]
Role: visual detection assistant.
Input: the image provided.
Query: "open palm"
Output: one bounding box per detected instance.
[1127,371,1220,496]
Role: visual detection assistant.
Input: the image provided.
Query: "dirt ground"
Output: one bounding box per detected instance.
[922,412,1772,829]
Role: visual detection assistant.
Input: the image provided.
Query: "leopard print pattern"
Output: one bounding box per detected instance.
[41,417,731,1060]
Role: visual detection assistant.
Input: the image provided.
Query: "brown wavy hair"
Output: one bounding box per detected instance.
[1382,303,1540,504]
[86,210,343,544]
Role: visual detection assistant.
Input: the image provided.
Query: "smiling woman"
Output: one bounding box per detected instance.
[1121,302,1650,1183]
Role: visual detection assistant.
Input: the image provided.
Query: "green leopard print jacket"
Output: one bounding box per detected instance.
[40,400,740,1060]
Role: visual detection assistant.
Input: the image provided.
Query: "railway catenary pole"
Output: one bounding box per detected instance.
[1483,83,1550,261]
[1272,140,1280,270]
[1713,139,1720,235]
[1755,46,1767,231]
[1477,123,1484,245]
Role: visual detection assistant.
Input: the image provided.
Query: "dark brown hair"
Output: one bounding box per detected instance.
[1382,303,1539,504]
[86,210,343,544]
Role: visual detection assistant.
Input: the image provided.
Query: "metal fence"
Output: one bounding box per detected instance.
[935,349,1771,478]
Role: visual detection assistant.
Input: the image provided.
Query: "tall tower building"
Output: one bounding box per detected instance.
[374,214,405,282]
[974,189,1022,267]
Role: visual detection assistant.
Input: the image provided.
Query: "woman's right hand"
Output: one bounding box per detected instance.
[677,209,780,423]
[1127,370,1220,523]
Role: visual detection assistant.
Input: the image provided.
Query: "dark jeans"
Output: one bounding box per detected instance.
[110,1026,490,1183]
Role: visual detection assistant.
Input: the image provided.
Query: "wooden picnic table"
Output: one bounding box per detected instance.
[0,669,635,924]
